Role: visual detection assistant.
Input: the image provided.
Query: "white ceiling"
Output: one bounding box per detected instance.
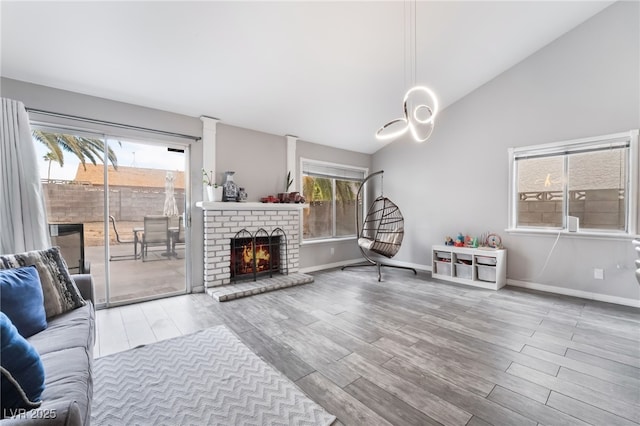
[1,1,613,154]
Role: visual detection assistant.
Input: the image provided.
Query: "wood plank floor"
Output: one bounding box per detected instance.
[95,267,640,426]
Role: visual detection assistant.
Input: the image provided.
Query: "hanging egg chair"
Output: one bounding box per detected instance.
[342,170,416,281]
[359,196,404,258]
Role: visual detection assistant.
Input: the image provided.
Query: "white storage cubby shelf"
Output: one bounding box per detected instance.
[432,245,507,290]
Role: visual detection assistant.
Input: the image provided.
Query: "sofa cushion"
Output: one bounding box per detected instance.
[0,247,85,319]
[0,312,45,417]
[39,347,92,426]
[28,303,95,357]
[0,266,47,338]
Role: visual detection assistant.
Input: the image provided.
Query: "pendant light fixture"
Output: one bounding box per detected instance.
[376,0,438,143]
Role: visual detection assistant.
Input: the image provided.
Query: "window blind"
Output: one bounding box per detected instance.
[513,137,630,161]
[302,161,366,181]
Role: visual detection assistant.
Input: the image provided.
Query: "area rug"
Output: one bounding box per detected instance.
[91,325,336,426]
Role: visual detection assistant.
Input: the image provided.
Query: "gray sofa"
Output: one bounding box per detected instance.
[2,275,95,426]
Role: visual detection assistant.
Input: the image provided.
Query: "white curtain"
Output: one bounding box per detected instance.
[0,98,51,254]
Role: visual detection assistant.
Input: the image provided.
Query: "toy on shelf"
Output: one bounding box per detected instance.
[465,235,478,248]
[454,233,465,247]
[485,233,503,249]
[445,236,454,246]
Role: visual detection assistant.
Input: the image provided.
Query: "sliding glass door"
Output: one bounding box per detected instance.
[34,127,189,307]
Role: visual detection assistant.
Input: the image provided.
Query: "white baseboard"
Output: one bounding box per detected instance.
[192,285,205,293]
[507,279,640,308]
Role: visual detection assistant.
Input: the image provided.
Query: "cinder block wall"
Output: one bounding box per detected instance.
[43,183,185,223]
[518,189,624,229]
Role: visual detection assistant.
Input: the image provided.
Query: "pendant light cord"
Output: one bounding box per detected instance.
[413,0,417,87]
[403,0,407,92]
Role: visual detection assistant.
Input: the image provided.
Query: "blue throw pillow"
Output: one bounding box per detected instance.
[0,312,45,417]
[0,266,47,338]
[0,247,85,319]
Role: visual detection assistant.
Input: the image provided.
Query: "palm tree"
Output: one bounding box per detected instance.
[43,152,60,180]
[302,176,358,205]
[33,130,119,170]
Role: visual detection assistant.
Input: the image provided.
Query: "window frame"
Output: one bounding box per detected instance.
[507,129,639,238]
[299,158,368,243]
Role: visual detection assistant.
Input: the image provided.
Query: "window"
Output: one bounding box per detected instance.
[301,159,367,241]
[508,130,638,235]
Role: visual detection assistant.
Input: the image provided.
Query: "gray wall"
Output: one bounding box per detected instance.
[372,1,640,303]
[215,124,286,200]
[1,78,372,288]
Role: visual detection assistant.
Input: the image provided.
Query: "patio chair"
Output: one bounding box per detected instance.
[141,215,170,262]
[171,215,185,257]
[109,215,140,261]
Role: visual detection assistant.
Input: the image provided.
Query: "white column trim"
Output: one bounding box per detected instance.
[201,116,219,188]
[286,134,298,191]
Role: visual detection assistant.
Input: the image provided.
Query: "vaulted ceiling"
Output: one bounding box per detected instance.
[1,1,613,153]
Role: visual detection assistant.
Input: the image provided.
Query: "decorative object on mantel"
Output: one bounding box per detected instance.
[288,192,303,203]
[286,170,293,191]
[260,195,279,203]
[260,193,305,203]
[222,171,240,202]
[237,187,248,202]
[277,171,294,203]
[202,169,222,201]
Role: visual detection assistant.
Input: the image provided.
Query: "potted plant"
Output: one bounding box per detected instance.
[278,171,294,203]
[202,169,222,201]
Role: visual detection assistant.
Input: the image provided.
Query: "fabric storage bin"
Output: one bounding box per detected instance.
[435,260,452,276]
[435,251,452,261]
[454,263,472,279]
[476,255,497,266]
[476,265,497,282]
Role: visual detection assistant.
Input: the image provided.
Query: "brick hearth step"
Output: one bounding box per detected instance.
[206,272,314,302]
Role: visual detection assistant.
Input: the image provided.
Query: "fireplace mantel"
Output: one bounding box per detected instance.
[196,201,307,211]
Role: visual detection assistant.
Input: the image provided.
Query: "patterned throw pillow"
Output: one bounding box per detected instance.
[0,247,85,319]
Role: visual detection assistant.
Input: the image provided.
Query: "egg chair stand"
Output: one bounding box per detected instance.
[341,170,416,281]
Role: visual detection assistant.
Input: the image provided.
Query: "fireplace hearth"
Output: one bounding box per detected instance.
[230,228,287,282]
[198,201,313,301]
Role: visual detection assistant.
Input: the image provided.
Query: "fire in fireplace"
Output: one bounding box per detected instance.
[230,228,287,282]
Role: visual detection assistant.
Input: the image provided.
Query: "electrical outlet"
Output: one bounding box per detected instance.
[330,247,335,256]
[594,268,604,280]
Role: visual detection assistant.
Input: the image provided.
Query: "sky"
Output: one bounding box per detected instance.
[34,137,185,181]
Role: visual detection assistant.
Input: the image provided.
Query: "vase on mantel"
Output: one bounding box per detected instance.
[222,171,239,202]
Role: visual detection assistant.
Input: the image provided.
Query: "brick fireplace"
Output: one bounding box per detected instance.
[197,201,312,300]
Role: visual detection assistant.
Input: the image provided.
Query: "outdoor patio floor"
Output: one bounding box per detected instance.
[85,244,186,305]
